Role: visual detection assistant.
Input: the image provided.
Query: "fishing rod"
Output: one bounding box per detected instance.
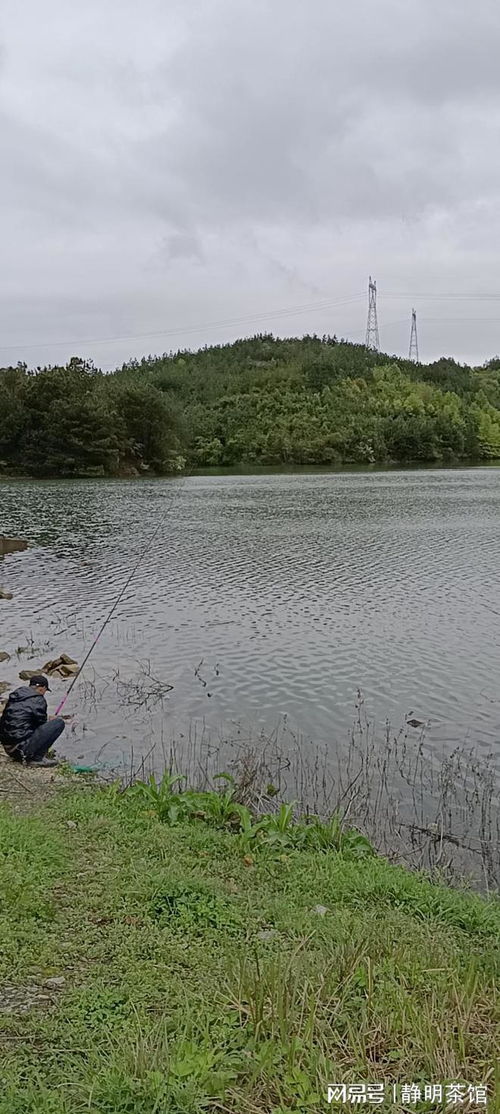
[54,482,184,717]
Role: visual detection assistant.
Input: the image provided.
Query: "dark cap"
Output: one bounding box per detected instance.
[29,674,51,691]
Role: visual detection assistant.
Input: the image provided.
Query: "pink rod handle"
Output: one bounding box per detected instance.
[54,693,68,716]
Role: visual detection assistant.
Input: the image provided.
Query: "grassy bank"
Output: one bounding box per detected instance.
[0,774,498,1113]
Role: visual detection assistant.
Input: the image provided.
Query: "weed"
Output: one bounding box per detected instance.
[150,881,243,935]
[131,771,188,823]
[299,813,375,858]
[129,773,376,861]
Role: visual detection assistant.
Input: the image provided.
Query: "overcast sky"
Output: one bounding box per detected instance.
[1,0,500,370]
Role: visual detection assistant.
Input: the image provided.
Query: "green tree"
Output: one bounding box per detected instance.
[111,383,185,472]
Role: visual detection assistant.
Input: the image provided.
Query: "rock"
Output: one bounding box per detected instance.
[19,670,40,681]
[65,820,77,830]
[44,976,66,989]
[312,904,328,917]
[257,929,277,942]
[0,682,11,695]
[407,718,425,729]
[0,590,13,600]
[0,652,10,663]
[0,536,28,556]
[0,984,48,1014]
[42,654,79,679]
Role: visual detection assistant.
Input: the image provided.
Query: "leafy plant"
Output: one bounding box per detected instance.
[150,882,243,935]
[198,773,243,827]
[243,803,298,851]
[300,813,375,859]
[131,774,375,862]
[131,772,187,823]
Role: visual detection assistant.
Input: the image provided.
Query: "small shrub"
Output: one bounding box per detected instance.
[150,882,243,935]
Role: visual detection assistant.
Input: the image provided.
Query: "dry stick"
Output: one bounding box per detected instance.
[125,740,158,789]
[0,761,34,795]
[397,818,485,858]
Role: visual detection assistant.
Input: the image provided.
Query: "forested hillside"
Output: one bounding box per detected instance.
[2,335,500,476]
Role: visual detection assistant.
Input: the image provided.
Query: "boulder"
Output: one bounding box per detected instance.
[0,590,13,600]
[0,536,28,556]
[42,654,79,679]
[0,681,11,695]
[0,652,10,663]
[18,654,81,682]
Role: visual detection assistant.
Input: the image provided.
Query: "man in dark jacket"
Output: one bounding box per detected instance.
[0,675,65,767]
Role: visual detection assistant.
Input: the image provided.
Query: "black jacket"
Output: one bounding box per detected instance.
[0,686,47,745]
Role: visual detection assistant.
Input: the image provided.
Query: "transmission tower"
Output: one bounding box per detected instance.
[409,308,419,362]
[365,276,380,351]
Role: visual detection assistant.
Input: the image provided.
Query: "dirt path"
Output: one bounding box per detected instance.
[0,750,78,812]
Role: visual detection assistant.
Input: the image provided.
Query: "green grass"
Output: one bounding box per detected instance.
[0,784,498,1113]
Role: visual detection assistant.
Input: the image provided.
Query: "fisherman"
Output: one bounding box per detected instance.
[0,675,65,767]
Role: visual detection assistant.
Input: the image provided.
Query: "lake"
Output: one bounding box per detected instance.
[1,468,499,776]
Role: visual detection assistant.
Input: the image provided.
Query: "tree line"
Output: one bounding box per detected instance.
[2,336,500,476]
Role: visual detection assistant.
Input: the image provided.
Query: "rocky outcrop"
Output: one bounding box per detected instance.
[19,654,80,682]
[42,655,79,679]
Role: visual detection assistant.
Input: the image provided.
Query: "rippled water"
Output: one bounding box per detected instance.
[1,469,500,771]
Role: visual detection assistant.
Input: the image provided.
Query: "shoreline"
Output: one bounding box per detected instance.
[1,459,500,483]
[1,730,498,895]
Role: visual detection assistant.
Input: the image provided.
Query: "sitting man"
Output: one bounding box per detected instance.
[0,675,65,767]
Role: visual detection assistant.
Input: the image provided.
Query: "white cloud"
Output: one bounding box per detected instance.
[1,0,500,368]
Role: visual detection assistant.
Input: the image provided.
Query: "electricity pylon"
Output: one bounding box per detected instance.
[409,308,419,362]
[365,276,380,351]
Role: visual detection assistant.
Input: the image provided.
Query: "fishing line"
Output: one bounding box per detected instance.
[54,478,186,717]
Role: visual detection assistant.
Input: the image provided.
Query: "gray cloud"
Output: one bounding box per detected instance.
[1,0,500,369]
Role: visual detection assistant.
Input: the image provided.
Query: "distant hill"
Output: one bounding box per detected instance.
[2,335,500,475]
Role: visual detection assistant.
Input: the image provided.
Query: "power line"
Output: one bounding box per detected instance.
[4,283,500,360]
[419,317,500,324]
[0,293,366,354]
[383,292,500,301]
